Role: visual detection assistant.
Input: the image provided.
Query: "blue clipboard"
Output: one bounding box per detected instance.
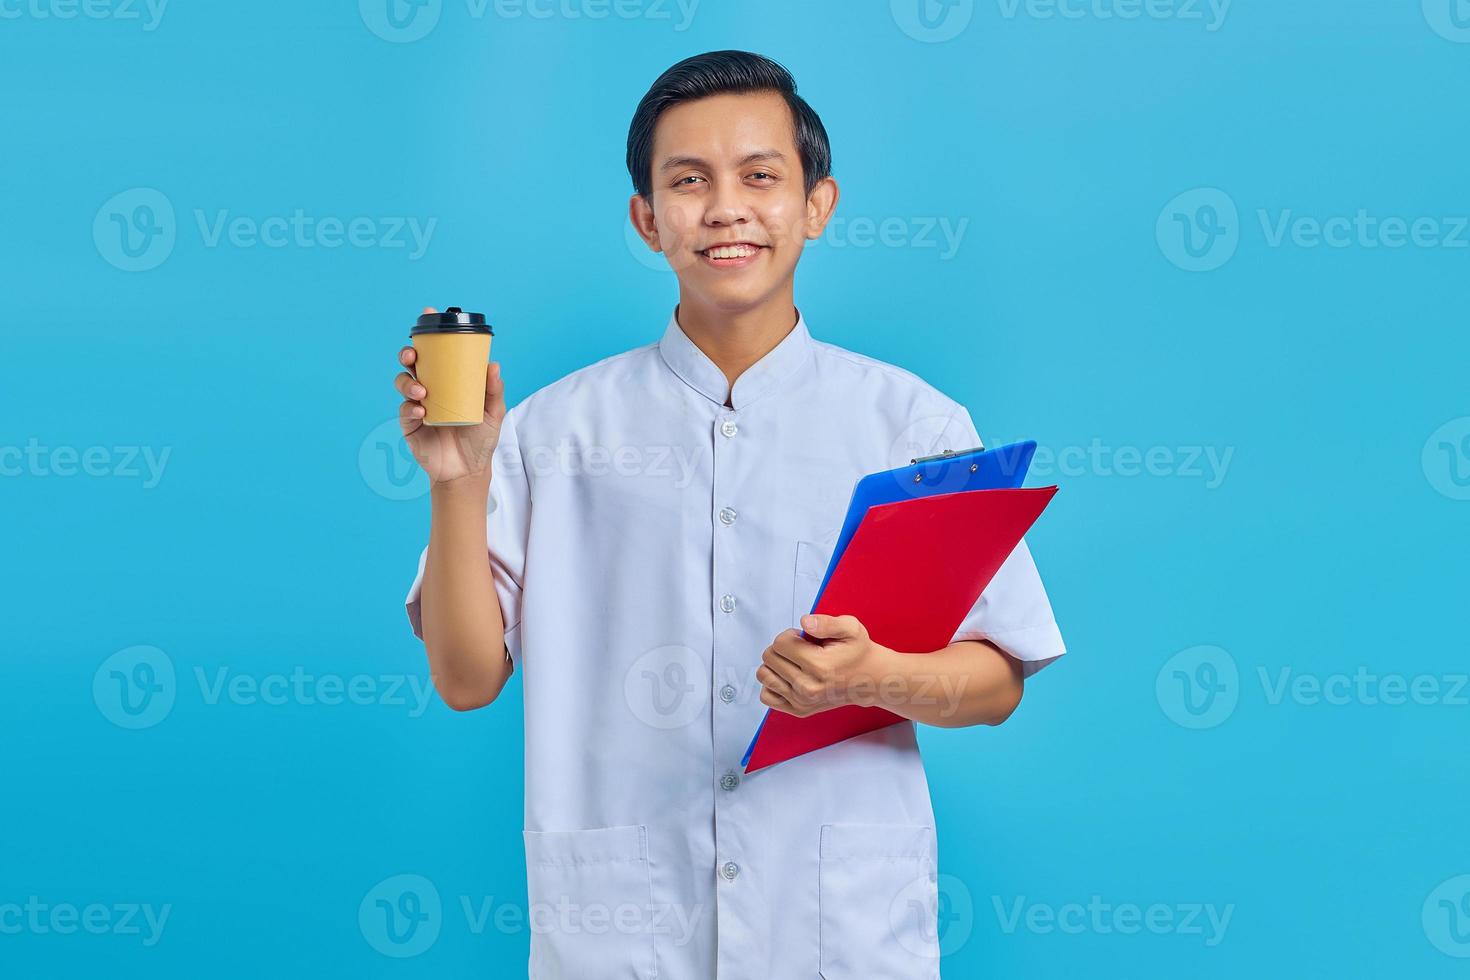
[740,440,1037,768]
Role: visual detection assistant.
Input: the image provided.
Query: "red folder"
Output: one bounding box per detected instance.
[743,486,1058,773]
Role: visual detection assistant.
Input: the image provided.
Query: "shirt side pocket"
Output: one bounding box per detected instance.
[523,824,657,980]
[818,823,939,980]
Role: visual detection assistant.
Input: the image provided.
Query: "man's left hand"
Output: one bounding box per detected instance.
[755,614,889,717]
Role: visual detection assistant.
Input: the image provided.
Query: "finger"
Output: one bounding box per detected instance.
[398,399,425,437]
[773,629,818,670]
[483,360,506,422]
[760,686,802,715]
[800,613,863,641]
[422,306,438,314]
[762,641,807,681]
[394,371,426,401]
[756,664,798,703]
[398,345,417,368]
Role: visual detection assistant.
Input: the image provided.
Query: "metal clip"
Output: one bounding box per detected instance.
[910,444,985,465]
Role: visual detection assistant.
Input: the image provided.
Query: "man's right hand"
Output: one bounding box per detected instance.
[394,306,507,488]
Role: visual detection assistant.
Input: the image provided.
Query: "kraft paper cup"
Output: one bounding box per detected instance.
[410,307,494,426]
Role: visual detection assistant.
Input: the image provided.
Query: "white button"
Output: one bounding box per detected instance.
[719,684,737,703]
[720,771,740,791]
[719,594,736,614]
[721,861,740,881]
[719,507,737,526]
[720,420,739,438]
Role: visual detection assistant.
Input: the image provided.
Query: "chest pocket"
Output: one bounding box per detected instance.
[791,529,839,627]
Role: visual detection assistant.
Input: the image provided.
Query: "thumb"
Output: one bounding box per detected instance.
[800,614,863,641]
[483,360,507,423]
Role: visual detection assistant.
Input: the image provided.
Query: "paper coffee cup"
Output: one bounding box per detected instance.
[410,307,494,426]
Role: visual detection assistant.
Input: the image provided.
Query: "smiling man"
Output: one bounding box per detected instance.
[393,50,1065,979]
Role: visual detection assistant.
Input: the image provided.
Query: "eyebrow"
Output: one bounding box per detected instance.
[659,149,788,172]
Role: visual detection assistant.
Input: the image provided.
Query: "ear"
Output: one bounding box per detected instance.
[804,176,840,241]
[628,193,661,252]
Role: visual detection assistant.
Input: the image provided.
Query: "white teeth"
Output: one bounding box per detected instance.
[705,245,759,259]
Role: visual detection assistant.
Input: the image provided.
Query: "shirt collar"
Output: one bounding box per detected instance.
[657,307,814,410]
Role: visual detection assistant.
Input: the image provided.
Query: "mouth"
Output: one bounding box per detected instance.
[697,242,768,269]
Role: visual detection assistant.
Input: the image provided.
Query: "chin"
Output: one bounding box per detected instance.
[705,285,770,310]
[682,274,783,312]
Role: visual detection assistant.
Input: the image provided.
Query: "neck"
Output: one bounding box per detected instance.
[674,290,799,405]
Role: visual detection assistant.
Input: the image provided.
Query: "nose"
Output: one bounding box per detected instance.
[704,181,753,228]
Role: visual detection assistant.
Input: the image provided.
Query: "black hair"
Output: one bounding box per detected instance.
[626,50,832,200]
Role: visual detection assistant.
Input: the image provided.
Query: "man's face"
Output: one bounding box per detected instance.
[632,91,837,312]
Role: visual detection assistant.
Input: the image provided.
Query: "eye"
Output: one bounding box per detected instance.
[749,171,775,181]
[675,174,705,186]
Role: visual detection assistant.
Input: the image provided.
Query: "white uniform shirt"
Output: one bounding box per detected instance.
[406,310,1066,980]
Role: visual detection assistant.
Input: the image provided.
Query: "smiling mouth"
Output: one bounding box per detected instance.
[699,243,768,266]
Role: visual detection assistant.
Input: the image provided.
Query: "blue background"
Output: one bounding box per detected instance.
[4,0,1468,976]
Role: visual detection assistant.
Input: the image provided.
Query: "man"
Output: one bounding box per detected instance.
[392,50,1065,980]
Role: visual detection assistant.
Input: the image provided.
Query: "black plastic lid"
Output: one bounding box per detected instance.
[411,307,493,335]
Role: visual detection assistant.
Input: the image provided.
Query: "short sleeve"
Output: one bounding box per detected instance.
[935,405,1066,677]
[404,405,530,665]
